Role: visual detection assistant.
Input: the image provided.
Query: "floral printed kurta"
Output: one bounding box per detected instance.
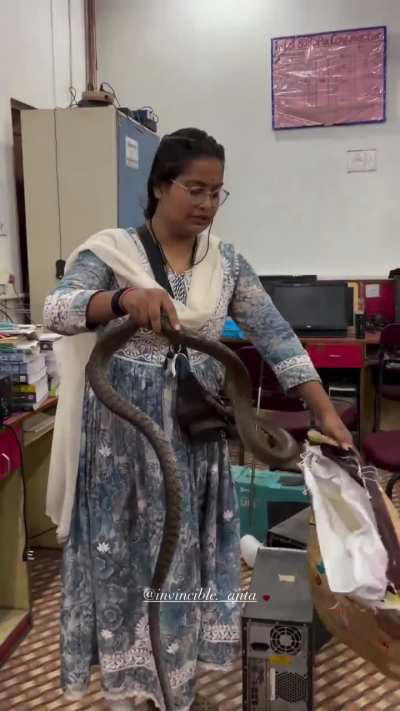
[43,229,319,709]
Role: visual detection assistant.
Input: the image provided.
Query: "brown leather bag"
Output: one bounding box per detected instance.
[174,360,237,442]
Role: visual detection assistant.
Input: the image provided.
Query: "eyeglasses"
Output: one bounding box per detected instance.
[171,179,230,207]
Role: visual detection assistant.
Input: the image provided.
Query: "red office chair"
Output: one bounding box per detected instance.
[236,346,305,413]
[236,345,357,453]
[363,324,400,499]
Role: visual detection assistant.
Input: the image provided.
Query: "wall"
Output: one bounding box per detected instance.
[96,0,400,278]
[0,0,86,295]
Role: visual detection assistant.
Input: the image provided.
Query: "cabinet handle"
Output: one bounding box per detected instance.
[328,354,342,358]
[1,453,11,474]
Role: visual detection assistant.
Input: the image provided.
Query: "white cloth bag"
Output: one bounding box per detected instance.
[300,443,388,601]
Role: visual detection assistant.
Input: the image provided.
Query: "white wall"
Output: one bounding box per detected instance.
[96,0,400,278]
[0,0,86,293]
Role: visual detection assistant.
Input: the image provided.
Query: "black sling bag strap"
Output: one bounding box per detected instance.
[135,224,236,442]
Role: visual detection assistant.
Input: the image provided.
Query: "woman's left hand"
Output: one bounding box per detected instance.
[318,411,354,450]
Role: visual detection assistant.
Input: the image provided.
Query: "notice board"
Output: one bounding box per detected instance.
[271,26,386,130]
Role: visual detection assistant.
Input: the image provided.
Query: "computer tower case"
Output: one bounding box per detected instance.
[242,547,314,710]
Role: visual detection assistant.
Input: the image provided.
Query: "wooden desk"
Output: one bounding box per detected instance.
[4,396,57,428]
[222,330,381,349]
[0,397,58,665]
[222,330,382,441]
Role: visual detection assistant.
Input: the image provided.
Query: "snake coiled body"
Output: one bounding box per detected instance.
[86,317,298,710]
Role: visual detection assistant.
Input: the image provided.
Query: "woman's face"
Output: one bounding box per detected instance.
[154,158,224,236]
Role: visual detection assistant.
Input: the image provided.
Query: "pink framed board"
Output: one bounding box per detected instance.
[271,26,386,130]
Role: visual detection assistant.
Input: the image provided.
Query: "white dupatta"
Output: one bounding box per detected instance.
[45,227,223,541]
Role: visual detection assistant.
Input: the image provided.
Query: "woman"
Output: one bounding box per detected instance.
[43,128,352,711]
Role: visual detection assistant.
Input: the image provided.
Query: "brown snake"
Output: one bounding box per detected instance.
[85,317,299,710]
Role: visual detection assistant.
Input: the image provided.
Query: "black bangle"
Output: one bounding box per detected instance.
[111,288,128,317]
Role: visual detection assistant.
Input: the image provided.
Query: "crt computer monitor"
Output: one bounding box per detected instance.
[267,282,350,332]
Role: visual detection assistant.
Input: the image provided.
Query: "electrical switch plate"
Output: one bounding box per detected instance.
[347,149,377,173]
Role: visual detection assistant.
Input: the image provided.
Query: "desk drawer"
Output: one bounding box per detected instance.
[306,344,364,369]
[0,427,22,479]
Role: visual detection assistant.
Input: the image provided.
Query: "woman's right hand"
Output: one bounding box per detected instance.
[119,288,180,334]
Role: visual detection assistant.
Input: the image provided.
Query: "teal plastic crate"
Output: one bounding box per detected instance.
[231,465,309,542]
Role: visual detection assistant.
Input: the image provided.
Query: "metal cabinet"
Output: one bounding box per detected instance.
[21,106,159,322]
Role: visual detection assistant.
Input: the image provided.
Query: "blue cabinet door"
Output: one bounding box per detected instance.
[117,113,159,229]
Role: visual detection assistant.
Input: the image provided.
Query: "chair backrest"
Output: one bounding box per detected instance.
[373,323,400,430]
[380,323,400,351]
[235,345,305,412]
[235,345,281,391]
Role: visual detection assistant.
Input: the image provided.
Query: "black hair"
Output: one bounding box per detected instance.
[144,127,225,219]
